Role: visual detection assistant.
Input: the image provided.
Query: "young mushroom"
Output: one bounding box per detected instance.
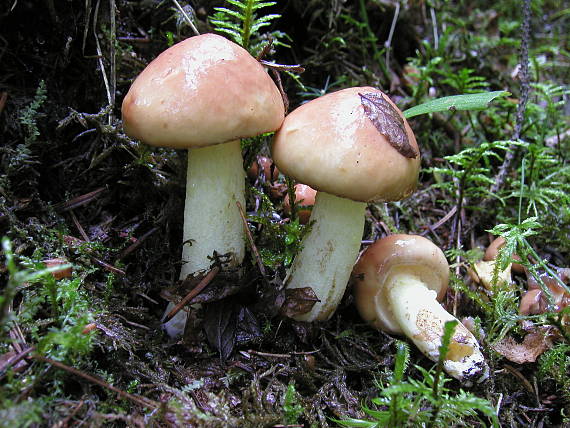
[283,184,317,225]
[353,234,489,382]
[484,236,524,274]
[272,87,420,322]
[247,156,280,183]
[122,34,284,336]
[520,267,570,315]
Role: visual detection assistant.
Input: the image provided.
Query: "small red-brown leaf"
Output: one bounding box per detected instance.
[359,92,418,158]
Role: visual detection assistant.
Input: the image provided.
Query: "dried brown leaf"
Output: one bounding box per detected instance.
[203,300,238,360]
[493,329,554,363]
[359,92,418,158]
[279,287,319,318]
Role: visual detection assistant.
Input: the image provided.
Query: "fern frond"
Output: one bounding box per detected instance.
[392,341,410,383]
[210,0,280,52]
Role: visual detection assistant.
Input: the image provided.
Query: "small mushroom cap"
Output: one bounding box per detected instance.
[484,236,524,274]
[247,156,279,182]
[283,184,317,224]
[122,34,284,148]
[519,289,543,315]
[353,234,449,334]
[526,268,570,312]
[272,87,420,202]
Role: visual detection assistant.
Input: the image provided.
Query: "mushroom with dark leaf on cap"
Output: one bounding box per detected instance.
[272,87,420,322]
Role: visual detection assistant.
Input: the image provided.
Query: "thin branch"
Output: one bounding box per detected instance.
[92,0,112,123]
[236,201,269,286]
[171,0,200,36]
[163,266,220,323]
[33,354,158,409]
[384,2,400,74]
[489,0,532,196]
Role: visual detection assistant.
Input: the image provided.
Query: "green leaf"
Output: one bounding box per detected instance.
[403,91,510,119]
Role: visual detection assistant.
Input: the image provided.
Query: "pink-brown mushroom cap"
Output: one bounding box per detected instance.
[283,184,317,224]
[272,87,420,202]
[122,34,284,148]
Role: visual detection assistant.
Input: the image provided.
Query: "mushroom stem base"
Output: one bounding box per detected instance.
[163,140,246,337]
[285,191,366,322]
[388,270,488,382]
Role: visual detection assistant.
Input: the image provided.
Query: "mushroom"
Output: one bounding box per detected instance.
[353,234,489,382]
[469,259,512,290]
[122,34,284,336]
[247,156,279,183]
[43,258,72,280]
[272,87,420,321]
[520,267,570,315]
[484,236,524,274]
[283,184,317,224]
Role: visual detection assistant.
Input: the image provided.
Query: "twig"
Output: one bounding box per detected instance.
[116,315,150,331]
[171,0,200,36]
[92,0,113,123]
[116,226,159,261]
[243,349,319,359]
[421,206,457,236]
[137,292,159,305]
[163,266,220,323]
[489,0,532,196]
[108,0,117,124]
[90,256,126,276]
[236,201,269,285]
[0,347,33,379]
[256,37,273,61]
[69,210,90,242]
[259,60,305,74]
[32,354,158,408]
[51,400,84,428]
[0,92,7,115]
[269,69,289,113]
[503,363,534,394]
[384,2,400,74]
[55,187,106,212]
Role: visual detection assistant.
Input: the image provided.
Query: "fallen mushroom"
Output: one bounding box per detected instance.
[283,184,317,225]
[122,34,284,336]
[272,87,420,321]
[353,234,489,382]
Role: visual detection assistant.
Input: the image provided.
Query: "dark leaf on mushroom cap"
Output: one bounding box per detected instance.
[359,92,418,158]
[279,287,320,319]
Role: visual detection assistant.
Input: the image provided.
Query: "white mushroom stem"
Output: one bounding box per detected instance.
[163,139,245,337]
[180,139,246,276]
[387,268,489,382]
[285,191,366,322]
